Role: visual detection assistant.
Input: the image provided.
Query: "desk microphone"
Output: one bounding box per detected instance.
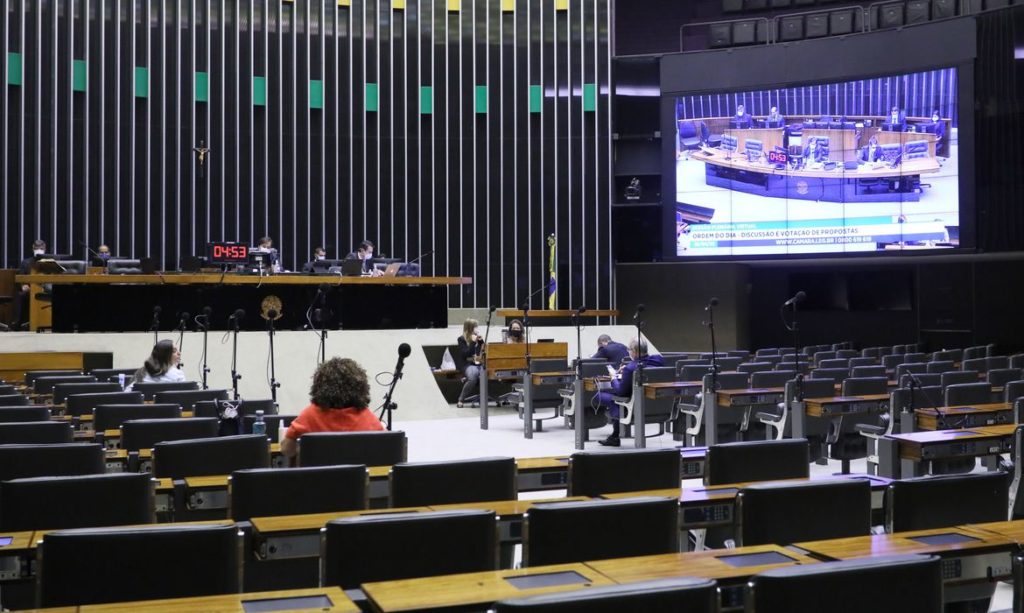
[633,304,646,322]
[705,297,719,311]
[394,343,412,380]
[783,291,806,307]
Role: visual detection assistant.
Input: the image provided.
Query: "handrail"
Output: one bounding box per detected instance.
[679,16,774,53]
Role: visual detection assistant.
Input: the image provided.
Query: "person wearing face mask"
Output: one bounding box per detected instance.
[255,236,281,273]
[126,339,187,390]
[731,104,752,129]
[928,109,945,152]
[302,246,328,273]
[506,319,526,344]
[595,338,664,447]
[12,240,46,330]
[91,244,112,267]
[860,135,882,164]
[884,105,906,132]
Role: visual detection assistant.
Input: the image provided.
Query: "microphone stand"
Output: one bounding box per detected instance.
[315,309,327,365]
[519,284,549,377]
[704,303,718,393]
[199,314,211,390]
[176,314,188,370]
[382,363,403,432]
[267,314,281,402]
[151,308,161,344]
[230,313,243,401]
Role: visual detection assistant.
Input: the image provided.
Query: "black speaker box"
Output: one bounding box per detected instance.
[906,0,931,23]
[829,9,855,34]
[710,23,733,47]
[806,13,828,37]
[733,20,757,44]
[779,15,805,40]
[878,2,905,28]
[932,0,956,17]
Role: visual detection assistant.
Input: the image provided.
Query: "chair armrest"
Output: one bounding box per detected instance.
[855,424,885,436]
[557,389,573,398]
[756,411,781,423]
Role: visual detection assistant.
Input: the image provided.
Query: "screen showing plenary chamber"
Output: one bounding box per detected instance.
[672,67,959,257]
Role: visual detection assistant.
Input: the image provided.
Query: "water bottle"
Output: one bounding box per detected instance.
[252,410,267,436]
[117,373,126,390]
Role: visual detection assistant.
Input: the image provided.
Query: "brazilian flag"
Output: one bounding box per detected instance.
[547,234,557,309]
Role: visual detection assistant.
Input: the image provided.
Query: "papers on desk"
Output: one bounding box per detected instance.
[606,365,617,377]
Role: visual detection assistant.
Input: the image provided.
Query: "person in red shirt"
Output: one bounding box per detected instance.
[281,357,384,459]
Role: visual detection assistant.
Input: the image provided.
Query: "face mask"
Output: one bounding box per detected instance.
[33,249,44,256]
[99,253,110,260]
[316,255,325,260]
[932,115,939,122]
[509,329,523,339]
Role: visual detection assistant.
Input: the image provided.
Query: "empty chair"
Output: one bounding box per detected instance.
[24,370,82,388]
[944,382,992,406]
[988,356,1010,371]
[0,472,154,531]
[0,394,30,406]
[0,405,51,423]
[298,430,407,467]
[321,509,497,589]
[851,365,886,378]
[930,349,961,363]
[745,555,942,613]
[902,352,926,363]
[680,364,714,381]
[34,375,97,395]
[153,388,229,411]
[131,380,200,400]
[841,377,887,397]
[494,577,718,613]
[812,351,836,365]
[886,472,1007,533]
[524,497,678,566]
[0,421,72,444]
[941,370,979,388]
[963,345,988,361]
[704,439,809,486]
[894,363,927,381]
[561,361,612,432]
[229,465,367,521]
[727,350,750,359]
[961,357,989,374]
[989,368,1023,388]
[93,403,182,431]
[716,356,743,371]
[88,367,139,382]
[881,355,904,371]
[567,448,681,497]
[736,479,871,546]
[750,370,796,389]
[775,361,809,373]
[755,348,780,357]
[615,366,677,440]
[66,391,144,417]
[390,456,517,507]
[758,378,834,441]
[848,357,876,368]
[121,417,220,451]
[0,383,15,396]
[737,362,773,374]
[1011,354,1024,370]
[926,360,957,374]
[241,413,295,443]
[52,382,121,405]
[811,368,849,385]
[818,358,849,369]
[515,358,570,431]
[860,347,883,358]
[900,373,941,388]
[892,345,907,355]
[758,355,783,366]
[1005,380,1024,404]
[152,434,270,478]
[38,523,241,607]
[0,443,105,481]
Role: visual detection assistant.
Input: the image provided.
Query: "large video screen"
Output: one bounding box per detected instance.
[671,68,960,257]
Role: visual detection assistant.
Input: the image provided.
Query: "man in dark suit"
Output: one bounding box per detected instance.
[594,339,664,447]
[860,136,882,163]
[345,240,382,276]
[802,138,826,167]
[12,239,46,329]
[765,106,783,127]
[732,104,752,129]
[592,334,629,366]
[884,106,906,132]
[301,246,327,273]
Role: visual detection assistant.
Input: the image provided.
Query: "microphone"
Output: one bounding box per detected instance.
[313,308,322,325]
[151,306,162,329]
[408,250,434,265]
[78,241,102,259]
[394,343,412,380]
[178,311,190,331]
[196,306,212,330]
[633,304,646,322]
[488,305,497,313]
[229,308,245,325]
[783,291,806,307]
[575,305,587,314]
[267,309,279,320]
[705,297,719,311]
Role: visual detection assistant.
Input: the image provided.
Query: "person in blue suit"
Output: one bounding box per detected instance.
[592,334,629,366]
[732,104,752,129]
[802,138,826,167]
[884,106,906,131]
[860,135,882,163]
[595,339,664,447]
[929,109,946,143]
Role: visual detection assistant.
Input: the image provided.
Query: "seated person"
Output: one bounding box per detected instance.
[456,319,483,408]
[593,334,629,366]
[883,106,906,131]
[929,109,945,143]
[594,339,664,447]
[12,239,46,329]
[765,106,783,127]
[254,236,281,272]
[281,357,384,458]
[345,240,383,277]
[802,138,826,167]
[91,244,111,267]
[128,340,186,389]
[506,319,525,344]
[860,135,882,163]
[731,104,752,129]
[302,246,327,272]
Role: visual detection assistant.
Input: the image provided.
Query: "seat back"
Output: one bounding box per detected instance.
[132,380,200,400]
[961,357,988,374]
[106,258,143,274]
[0,421,73,444]
[152,434,270,478]
[0,393,30,406]
[988,368,1023,388]
[66,391,144,417]
[38,523,241,606]
[841,377,888,396]
[881,354,903,370]
[524,497,678,566]
[930,349,961,362]
[153,388,230,411]
[737,362,773,374]
[712,372,751,390]
[1011,354,1024,370]
[88,367,140,382]
[835,349,858,359]
[0,443,105,481]
[944,382,992,407]
[848,357,876,368]
[989,356,1010,371]
[886,472,1008,533]
[680,364,713,381]
[900,373,941,388]
[812,351,836,364]
[717,356,743,371]
[298,430,407,467]
[0,473,154,531]
[891,386,943,411]
[35,375,96,394]
[1005,380,1024,404]
[926,360,957,374]
[390,456,517,507]
[635,366,677,421]
[941,370,978,388]
[894,363,927,380]
[736,479,871,546]
[24,370,82,387]
[121,417,221,451]
[750,371,796,389]
[241,414,295,443]
[850,365,886,378]
[322,510,497,588]
[494,577,718,613]
[902,352,927,363]
[963,345,988,361]
[811,368,849,384]
[818,358,849,369]
[93,403,182,431]
[746,555,942,613]
[0,406,51,423]
[229,465,368,521]
[52,382,121,405]
[568,448,681,497]
[705,439,809,486]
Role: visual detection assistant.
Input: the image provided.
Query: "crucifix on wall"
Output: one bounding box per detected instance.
[192,140,211,180]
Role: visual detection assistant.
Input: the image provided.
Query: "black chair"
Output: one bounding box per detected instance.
[567,448,680,497]
[131,380,200,400]
[886,472,1008,533]
[745,554,942,613]
[988,356,1010,371]
[523,497,678,566]
[737,362,773,374]
[93,403,182,431]
[926,360,957,374]
[704,438,809,486]
[944,382,992,406]
[229,465,368,521]
[561,361,611,432]
[850,365,886,378]
[818,358,849,369]
[0,383,16,396]
[321,509,497,589]
[0,421,72,444]
[390,456,517,507]
[941,370,979,388]
[153,388,229,411]
[963,345,988,361]
[930,349,961,363]
[515,358,570,431]
[881,354,904,371]
[152,434,270,478]
[988,368,1023,388]
[24,370,83,388]
[0,405,51,423]
[961,357,989,374]
[88,367,139,382]
[900,373,941,388]
[847,357,876,368]
[299,430,407,467]
[121,417,220,451]
[680,364,714,381]
[0,473,154,531]
[66,391,144,417]
[735,479,871,546]
[0,443,105,481]
[38,523,241,607]
[811,368,849,384]
[494,577,718,613]
[894,363,927,381]
[841,377,888,396]
[34,375,97,394]
[51,382,121,405]
[0,393,30,405]
[750,370,796,388]
[1005,380,1024,404]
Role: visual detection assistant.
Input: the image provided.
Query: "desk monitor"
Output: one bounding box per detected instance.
[341,259,366,276]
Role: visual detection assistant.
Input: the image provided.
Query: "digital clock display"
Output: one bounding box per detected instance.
[208,241,250,264]
[767,150,788,165]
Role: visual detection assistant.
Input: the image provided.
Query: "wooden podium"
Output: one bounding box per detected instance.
[479,342,568,438]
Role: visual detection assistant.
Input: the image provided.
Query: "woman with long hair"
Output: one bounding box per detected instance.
[456,318,484,408]
[131,339,186,385]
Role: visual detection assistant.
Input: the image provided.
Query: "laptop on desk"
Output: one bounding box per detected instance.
[340,260,366,276]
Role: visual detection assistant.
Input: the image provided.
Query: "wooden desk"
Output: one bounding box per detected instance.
[692,148,940,180]
[531,371,574,387]
[722,127,786,154]
[715,387,784,407]
[706,386,786,446]
[0,351,112,383]
[645,381,702,400]
[428,497,591,543]
[495,309,619,319]
[915,403,1013,431]
[480,342,569,438]
[362,563,616,612]
[78,586,359,612]
[515,456,570,491]
[803,394,889,418]
[885,424,1014,462]
[965,519,1024,545]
